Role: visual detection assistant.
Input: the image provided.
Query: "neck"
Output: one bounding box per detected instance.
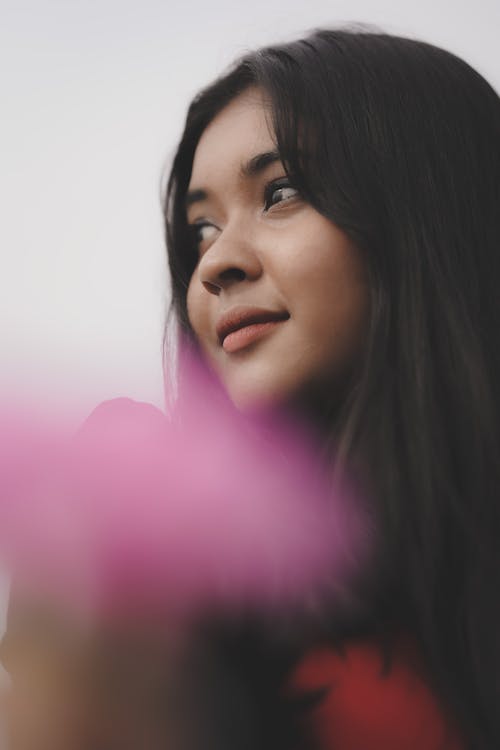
[286,380,350,441]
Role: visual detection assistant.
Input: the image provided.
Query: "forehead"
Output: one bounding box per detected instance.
[189,87,276,187]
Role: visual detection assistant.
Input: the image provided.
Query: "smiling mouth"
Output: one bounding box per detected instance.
[222,318,288,353]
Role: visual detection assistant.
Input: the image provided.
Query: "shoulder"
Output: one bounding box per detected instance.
[289,635,464,750]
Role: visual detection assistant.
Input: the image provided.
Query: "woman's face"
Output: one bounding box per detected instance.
[186,87,369,411]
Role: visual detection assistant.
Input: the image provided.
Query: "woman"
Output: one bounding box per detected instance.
[163,27,500,750]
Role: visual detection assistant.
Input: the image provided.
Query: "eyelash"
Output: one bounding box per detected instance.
[188,177,299,247]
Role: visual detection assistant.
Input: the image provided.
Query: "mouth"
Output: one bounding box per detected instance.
[216,308,290,353]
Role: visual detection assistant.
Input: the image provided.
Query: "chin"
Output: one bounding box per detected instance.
[219,361,350,431]
[220,369,305,415]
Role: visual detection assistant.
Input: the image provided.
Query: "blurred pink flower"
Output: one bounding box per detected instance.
[0,349,368,623]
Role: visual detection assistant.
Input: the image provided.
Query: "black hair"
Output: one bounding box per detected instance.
[163,27,500,749]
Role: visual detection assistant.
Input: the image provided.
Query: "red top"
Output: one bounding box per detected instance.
[290,636,464,750]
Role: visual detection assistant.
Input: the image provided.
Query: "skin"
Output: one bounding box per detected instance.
[186,87,370,412]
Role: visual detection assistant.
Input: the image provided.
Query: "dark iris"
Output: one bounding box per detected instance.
[263,178,298,210]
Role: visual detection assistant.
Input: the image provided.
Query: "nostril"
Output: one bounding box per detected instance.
[202,281,221,295]
[202,267,246,295]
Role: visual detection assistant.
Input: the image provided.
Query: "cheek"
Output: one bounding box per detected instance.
[185,283,216,366]
[312,256,368,328]
[284,232,369,368]
[186,282,205,338]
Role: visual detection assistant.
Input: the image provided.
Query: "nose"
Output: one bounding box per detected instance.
[196,225,262,296]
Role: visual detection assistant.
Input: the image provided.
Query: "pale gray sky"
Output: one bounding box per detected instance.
[1,0,499,415]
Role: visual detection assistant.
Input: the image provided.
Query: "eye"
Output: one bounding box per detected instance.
[188,221,219,248]
[263,178,299,211]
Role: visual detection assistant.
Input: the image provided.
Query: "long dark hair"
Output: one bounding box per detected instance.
[163,28,500,749]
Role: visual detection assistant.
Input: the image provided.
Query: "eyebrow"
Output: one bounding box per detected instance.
[184,149,282,211]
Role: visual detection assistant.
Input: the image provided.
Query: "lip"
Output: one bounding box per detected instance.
[216,306,290,347]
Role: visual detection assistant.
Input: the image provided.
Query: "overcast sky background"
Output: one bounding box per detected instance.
[1,0,499,417]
